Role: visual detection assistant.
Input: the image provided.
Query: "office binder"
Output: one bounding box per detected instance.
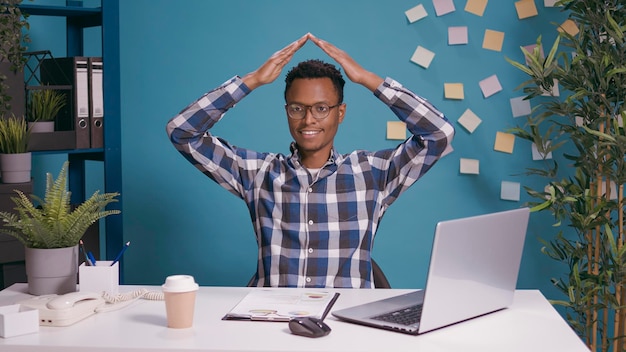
[40,57,91,149]
[88,57,104,148]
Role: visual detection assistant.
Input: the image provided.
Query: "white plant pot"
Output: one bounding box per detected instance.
[28,121,55,133]
[0,152,32,183]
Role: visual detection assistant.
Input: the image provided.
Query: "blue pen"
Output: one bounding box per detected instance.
[110,241,131,266]
[87,251,97,266]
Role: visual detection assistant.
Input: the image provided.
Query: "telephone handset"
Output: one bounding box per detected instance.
[19,291,106,327]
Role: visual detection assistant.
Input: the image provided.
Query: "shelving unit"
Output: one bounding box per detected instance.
[18,0,122,261]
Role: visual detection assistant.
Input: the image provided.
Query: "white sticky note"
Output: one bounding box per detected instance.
[441,144,454,157]
[448,26,468,45]
[531,142,553,160]
[460,158,479,174]
[405,4,428,23]
[501,181,521,201]
[541,78,560,97]
[544,0,559,6]
[433,0,455,16]
[410,45,435,68]
[479,74,502,98]
[510,96,531,117]
[458,109,482,133]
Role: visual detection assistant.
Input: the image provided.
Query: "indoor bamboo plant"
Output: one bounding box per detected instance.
[505,1,626,351]
[26,88,67,132]
[0,161,121,294]
[0,114,31,183]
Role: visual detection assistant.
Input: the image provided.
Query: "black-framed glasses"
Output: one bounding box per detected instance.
[285,103,341,120]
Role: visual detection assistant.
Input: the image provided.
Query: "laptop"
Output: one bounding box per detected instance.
[332,207,530,335]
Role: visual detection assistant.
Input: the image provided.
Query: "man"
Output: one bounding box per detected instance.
[167,33,454,288]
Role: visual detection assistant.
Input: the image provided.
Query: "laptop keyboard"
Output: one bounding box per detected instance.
[371,304,423,326]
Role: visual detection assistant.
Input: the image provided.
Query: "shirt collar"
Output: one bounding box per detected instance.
[289,142,341,167]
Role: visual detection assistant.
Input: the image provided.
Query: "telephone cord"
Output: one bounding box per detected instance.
[96,289,164,313]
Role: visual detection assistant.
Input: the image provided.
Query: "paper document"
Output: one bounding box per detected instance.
[223,290,340,322]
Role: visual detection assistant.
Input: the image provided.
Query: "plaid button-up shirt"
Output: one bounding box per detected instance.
[167,76,454,288]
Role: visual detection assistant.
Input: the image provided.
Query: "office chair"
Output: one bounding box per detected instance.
[246,259,391,288]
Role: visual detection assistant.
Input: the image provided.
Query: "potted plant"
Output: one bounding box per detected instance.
[0,161,121,295]
[0,0,30,118]
[0,114,31,183]
[505,0,625,350]
[26,88,67,132]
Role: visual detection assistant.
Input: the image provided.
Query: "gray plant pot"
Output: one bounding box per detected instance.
[25,245,78,295]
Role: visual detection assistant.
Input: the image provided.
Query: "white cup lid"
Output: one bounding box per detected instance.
[162,275,199,293]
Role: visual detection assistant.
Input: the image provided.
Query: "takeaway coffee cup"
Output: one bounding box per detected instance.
[162,275,199,328]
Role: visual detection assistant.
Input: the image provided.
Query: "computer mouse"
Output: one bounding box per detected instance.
[288,317,332,338]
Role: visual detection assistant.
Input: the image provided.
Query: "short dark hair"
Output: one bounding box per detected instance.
[284,59,345,103]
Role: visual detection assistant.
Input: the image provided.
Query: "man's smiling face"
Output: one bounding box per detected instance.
[285,77,345,168]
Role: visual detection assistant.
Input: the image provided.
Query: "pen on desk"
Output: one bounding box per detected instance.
[110,241,131,266]
[80,240,91,266]
[87,251,97,266]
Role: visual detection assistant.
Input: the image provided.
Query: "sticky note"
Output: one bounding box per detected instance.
[515,0,538,19]
[433,0,455,16]
[442,144,454,157]
[444,83,464,100]
[410,46,435,68]
[558,19,579,36]
[544,0,559,6]
[510,96,531,117]
[448,26,468,45]
[494,131,515,153]
[460,158,479,174]
[501,181,521,201]
[575,116,584,127]
[405,4,428,23]
[387,121,407,140]
[523,43,544,65]
[458,109,482,133]
[531,142,553,160]
[465,0,488,16]
[482,29,505,51]
[541,78,560,97]
[479,74,502,98]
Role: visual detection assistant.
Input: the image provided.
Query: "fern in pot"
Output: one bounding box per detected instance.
[27,88,67,133]
[0,161,121,295]
[0,114,31,183]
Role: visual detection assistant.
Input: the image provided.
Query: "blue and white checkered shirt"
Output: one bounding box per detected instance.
[167,76,454,288]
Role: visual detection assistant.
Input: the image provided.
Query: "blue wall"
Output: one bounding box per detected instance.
[29,1,572,299]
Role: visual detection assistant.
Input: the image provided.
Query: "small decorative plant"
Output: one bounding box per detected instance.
[0,114,30,153]
[0,161,121,248]
[27,88,67,122]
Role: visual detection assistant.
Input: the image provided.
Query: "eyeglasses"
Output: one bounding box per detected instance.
[285,103,341,120]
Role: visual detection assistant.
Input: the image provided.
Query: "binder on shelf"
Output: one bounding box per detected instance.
[40,57,91,149]
[88,57,104,149]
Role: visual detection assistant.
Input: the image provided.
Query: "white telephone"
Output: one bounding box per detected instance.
[19,291,105,327]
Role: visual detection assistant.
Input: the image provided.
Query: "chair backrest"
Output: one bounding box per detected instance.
[246,259,391,288]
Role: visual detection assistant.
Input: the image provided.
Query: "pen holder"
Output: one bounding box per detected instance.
[79,261,119,295]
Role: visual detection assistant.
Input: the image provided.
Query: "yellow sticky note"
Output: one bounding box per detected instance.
[444,83,464,100]
[387,121,407,140]
[558,19,579,36]
[515,0,538,19]
[465,0,488,16]
[494,132,515,153]
[482,29,505,52]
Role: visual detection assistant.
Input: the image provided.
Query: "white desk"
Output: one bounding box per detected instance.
[0,284,589,352]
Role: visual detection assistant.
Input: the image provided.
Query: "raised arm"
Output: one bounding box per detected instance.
[242,33,310,91]
[309,34,383,92]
